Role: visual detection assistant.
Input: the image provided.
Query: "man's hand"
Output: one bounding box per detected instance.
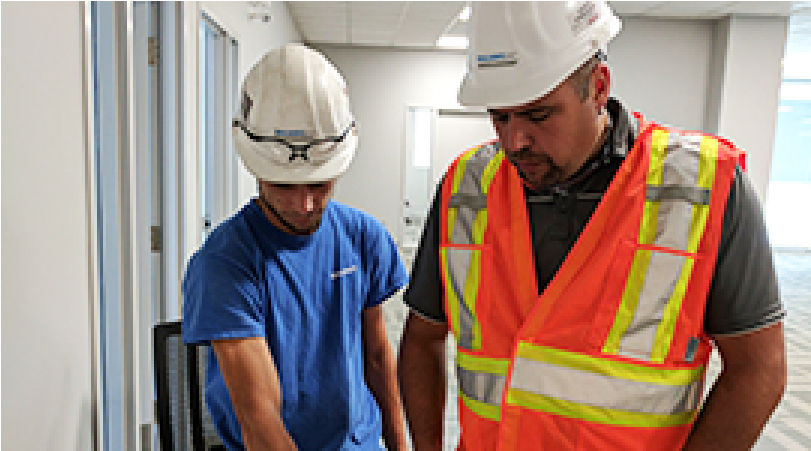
[397,311,449,451]
[212,337,297,451]
[684,322,787,450]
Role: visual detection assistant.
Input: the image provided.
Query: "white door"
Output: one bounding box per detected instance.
[432,110,496,187]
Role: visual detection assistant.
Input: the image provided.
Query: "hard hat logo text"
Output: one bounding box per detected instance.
[477,52,518,69]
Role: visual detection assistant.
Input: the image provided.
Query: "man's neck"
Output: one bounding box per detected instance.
[536,110,611,191]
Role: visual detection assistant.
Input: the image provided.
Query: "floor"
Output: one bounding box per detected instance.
[384,251,811,450]
[754,252,811,450]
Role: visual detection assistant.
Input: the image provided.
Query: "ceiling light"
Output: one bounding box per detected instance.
[436,35,469,49]
[459,6,472,22]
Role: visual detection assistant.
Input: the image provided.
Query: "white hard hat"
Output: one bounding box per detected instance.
[233,44,357,183]
[458,1,621,108]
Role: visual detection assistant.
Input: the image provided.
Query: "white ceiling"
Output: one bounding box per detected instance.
[284,1,811,49]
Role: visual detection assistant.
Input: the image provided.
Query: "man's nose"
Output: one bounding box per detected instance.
[502,118,533,153]
[290,187,316,214]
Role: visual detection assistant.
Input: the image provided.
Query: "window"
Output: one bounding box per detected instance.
[766,16,811,249]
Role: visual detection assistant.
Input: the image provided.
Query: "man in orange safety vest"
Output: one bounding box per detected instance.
[397,2,786,450]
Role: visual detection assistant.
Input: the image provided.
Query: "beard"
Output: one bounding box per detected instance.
[257,195,324,235]
[506,149,566,189]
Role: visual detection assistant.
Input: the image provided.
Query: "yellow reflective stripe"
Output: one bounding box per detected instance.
[472,152,504,245]
[648,129,668,185]
[461,390,501,421]
[507,389,695,427]
[697,136,718,190]
[457,352,510,375]
[638,129,668,245]
[650,258,695,362]
[603,249,653,355]
[447,149,477,242]
[518,343,703,385]
[464,249,483,350]
[689,136,718,253]
[440,247,462,342]
[481,151,504,191]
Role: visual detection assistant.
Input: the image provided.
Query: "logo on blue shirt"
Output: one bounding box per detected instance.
[330,265,358,279]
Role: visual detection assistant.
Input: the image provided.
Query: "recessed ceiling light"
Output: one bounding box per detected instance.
[436,35,469,49]
[459,6,472,22]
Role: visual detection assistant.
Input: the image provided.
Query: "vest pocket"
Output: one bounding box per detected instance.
[599,239,702,364]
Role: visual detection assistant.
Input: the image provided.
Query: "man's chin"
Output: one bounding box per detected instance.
[286,216,323,234]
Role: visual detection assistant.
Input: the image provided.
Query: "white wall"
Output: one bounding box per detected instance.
[715,16,789,202]
[609,17,713,132]
[318,47,469,235]
[1,2,94,450]
[201,1,302,212]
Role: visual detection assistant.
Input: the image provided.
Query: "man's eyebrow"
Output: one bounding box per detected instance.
[516,106,557,115]
[487,105,557,115]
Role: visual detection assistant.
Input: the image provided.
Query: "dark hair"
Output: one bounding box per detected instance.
[570,51,607,101]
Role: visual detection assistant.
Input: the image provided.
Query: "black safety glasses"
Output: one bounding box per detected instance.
[233,120,355,162]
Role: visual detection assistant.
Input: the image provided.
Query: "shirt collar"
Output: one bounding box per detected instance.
[605,96,639,157]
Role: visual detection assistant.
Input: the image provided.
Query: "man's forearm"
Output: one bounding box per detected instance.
[365,345,408,450]
[212,338,298,451]
[684,356,786,449]
[398,325,448,450]
[237,401,298,451]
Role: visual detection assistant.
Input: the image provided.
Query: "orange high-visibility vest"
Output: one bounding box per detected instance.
[439,115,740,450]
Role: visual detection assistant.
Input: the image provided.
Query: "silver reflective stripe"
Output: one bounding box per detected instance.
[445,247,476,349]
[619,251,687,359]
[646,185,710,205]
[449,145,498,245]
[510,357,702,415]
[450,201,478,245]
[457,365,505,407]
[651,133,703,251]
[449,193,488,210]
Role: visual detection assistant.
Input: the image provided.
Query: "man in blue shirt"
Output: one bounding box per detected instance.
[183,44,408,450]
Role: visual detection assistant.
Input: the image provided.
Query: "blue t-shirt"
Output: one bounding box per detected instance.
[182,200,408,450]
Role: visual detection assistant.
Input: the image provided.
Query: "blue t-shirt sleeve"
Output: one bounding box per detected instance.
[182,251,266,345]
[361,214,409,309]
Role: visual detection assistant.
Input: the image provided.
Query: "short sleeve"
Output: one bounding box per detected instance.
[362,214,409,309]
[402,184,447,323]
[704,166,785,336]
[182,251,266,345]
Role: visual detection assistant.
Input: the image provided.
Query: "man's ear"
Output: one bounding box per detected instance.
[592,63,611,109]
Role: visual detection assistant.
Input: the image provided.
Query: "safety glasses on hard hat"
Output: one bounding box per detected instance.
[232,119,356,163]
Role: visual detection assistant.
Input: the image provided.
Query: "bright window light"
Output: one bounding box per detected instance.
[781,83,811,102]
[413,109,431,168]
[436,35,468,49]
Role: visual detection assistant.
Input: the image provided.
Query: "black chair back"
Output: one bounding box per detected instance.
[153,321,225,451]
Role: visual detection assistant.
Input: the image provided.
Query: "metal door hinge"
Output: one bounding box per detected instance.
[148,36,160,67]
[151,225,162,253]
